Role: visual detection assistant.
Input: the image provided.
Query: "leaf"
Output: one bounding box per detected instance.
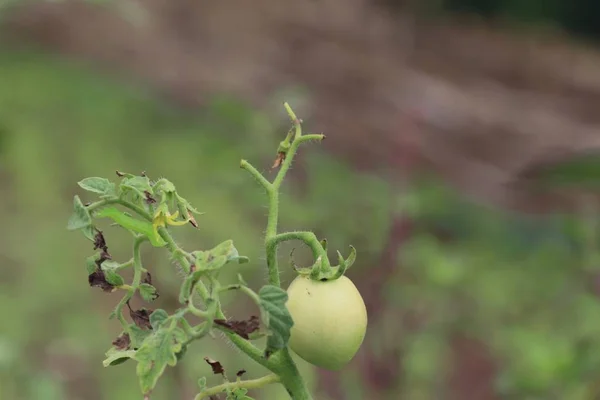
[95,207,166,247]
[190,241,248,275]
[210,240,249,264]
[154,179,176,194]
[142,272,153,285]
[101,262,124,287]
[129,324,152,348]
[198,376,206,392]
[203,357,225,376]
[517,149,600,188]
[85,255,99,275]
[103,347,136,367]
[67,195,92,230]
[139,283,159,302]
[175,344,188,361]
[213,316,260,339]
[134,324,187,395]
[129,307,153,330]
[78,177,115,195]
[112,333,131,350]
[81,225,97,241]
[120,175,153,196]
[227,388,254,400]
[88,270,115,292]
[258,285,294,357]
[197,377,207,391]
[149,309,169,330]
[192,250,227,272]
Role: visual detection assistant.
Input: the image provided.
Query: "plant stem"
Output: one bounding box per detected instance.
[272,350,314,400]
[154,223,268,369]
[113,235,148,330]
[195,374,281,400]
[268,231,328,264]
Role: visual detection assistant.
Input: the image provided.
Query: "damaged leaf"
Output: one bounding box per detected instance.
[129,306,153,330]
[204,357,225,376]
[139,283,159,302]
[213,316,260,340]
[88,270,115,292]
[112,333,131,350]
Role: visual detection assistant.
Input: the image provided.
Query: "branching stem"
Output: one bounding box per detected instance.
[194,374,280,400]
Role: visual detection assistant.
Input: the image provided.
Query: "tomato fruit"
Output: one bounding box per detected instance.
[285,275,368,370]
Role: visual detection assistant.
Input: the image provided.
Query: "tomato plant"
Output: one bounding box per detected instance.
[286,275,368,370]
[66,103,367,400]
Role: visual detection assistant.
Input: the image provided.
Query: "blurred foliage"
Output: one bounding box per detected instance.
[2,43,600,400]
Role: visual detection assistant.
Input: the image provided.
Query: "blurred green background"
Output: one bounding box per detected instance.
[2,1,600,399]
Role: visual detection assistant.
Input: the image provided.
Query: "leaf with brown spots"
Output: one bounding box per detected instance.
[236,369,246,378]
[214,316,260,340]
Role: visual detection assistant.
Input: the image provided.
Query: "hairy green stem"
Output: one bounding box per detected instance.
[195,374,280,400]
[237,105,322,398]
[265,187,281,286]
[240,159,273,192]
[113,235,148,330]
[268,231,328,265]
[272,350,313,400]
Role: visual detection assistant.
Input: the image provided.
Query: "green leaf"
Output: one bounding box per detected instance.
[518,150,600,188]
[129,325,152,348]
[120,176,153,196]
[190,241,248,274]
[103,269,124,287]
[193,250,227,272]
[149,309,169,330]
[154,179,176,194]
[139,283,158,302]
[78,177,115,195]
[95,207,166,247]
[134,324,187,395]
[176,193,202,214]
[227,388,254,400]
[67,195,92,230]
[99,260,124,286]
[103,347,136,367]
[86,254,99,275]
[197,377,207,390]
[81,225,97,241]
[258,285,294,356]
[175,344,188,361]
[210,240,246,263]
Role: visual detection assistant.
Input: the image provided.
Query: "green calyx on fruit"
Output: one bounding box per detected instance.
[285,274,368,370]
[290,244,356,282]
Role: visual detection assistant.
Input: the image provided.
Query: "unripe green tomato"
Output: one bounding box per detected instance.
[286,275,368,370]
